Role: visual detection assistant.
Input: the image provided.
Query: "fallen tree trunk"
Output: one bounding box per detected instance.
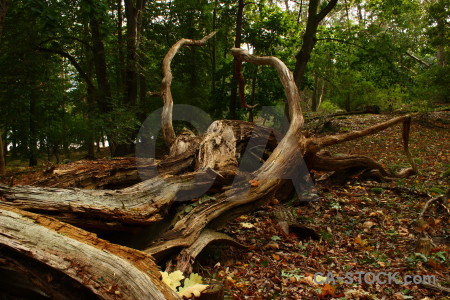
[0,34,419,297]
[0,206,179,299]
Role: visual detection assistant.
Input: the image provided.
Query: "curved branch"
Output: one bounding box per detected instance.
[230,48,303,125]
[309,115,417,176]
[235,58,257,109]
[146,48,306,256]
[312,115,412,149]
[161,32,216,146]
[37,47,96,91]
[316,0,338,23]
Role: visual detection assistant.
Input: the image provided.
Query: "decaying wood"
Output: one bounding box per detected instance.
[0,206,179,299]
[419,189,450,219]
[20,154,197,190]
[161,31,216,147]
[235,58,257,110]
[176,229,247,274]
[0,38,421,297]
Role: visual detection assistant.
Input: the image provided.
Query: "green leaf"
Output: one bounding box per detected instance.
[271,235,281,241]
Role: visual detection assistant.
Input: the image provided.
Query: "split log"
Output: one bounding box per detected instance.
[30,152,197,190]
[0,206,179,299]
[0,121,278,231]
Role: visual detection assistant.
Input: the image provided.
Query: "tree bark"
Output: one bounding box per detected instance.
[0,0,6,37]
[161,32,216,146]
[29,93,38,167]
[0,1,7,175]
[88,2,112,113]
[293,0,338,87]
[124,0,146,106]
[0,206,179,299]
[0,37,419,294]
[229,0,245,119]
[0,129,5,176]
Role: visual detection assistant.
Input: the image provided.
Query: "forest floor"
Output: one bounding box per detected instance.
[1,112,449,299]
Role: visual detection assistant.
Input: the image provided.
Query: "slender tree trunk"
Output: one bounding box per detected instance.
[211,0,218,93]
[89,6,112,113]
[249,66,258,122]
[229,0,244,119]
[29,95,38,167]
[0,0,6,36]
[318,77,325,109]
[124,0,145,107]
[86,88,96,159]
[117,0,125,90]
[311,72,319,111]
[0,0,7,175]
[293,0,338,87]
[297,0,303,24]
[0,129,5,176]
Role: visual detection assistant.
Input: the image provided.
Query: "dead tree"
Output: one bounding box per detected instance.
[0,34,417,297]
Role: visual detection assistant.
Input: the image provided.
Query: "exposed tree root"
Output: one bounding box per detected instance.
[0,34,420,296]
[175,229,247,274]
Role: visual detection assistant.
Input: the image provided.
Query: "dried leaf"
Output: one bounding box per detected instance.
[160,270,185,291]
[319,284,335,297]
[363,221,376,230]
[249,179,259,187]
[240,222,255,229]
[178,284,209,299]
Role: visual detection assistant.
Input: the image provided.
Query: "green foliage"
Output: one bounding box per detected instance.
[0,0,447,164]
[319,101,341,114]
[370,188,384,195]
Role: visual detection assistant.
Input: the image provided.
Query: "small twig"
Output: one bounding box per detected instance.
[206,167,224,179]
[420,282,450,294]
[419,191,450,218]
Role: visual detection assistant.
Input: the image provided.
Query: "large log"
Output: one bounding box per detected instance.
[0,206,179,299]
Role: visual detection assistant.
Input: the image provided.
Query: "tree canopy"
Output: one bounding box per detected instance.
[0,0,448,164]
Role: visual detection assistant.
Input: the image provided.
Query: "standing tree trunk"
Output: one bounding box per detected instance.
[117,0,125,91]
[124,0,146,107]
[293,0,338,87]
[88,2,112,114]
[29,93,38,167]
[229,0,244,119]
[311,72,319,111]
[0,129,5,176]
[0,0,6,36]
[0,0,7,175]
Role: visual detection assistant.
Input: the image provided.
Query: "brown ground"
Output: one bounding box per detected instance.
[1,113,449,299]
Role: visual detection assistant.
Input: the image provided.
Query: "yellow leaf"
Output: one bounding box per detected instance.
[178,284,209,299]
[160,270,184,291]
[240,222,255,229]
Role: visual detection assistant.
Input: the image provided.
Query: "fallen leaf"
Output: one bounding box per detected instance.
[363,221,376,230]
[240,222,255,229]
[264,242,279,250]
[178,284,209,299]
[249,179,259,187]
[319,284,335,298]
